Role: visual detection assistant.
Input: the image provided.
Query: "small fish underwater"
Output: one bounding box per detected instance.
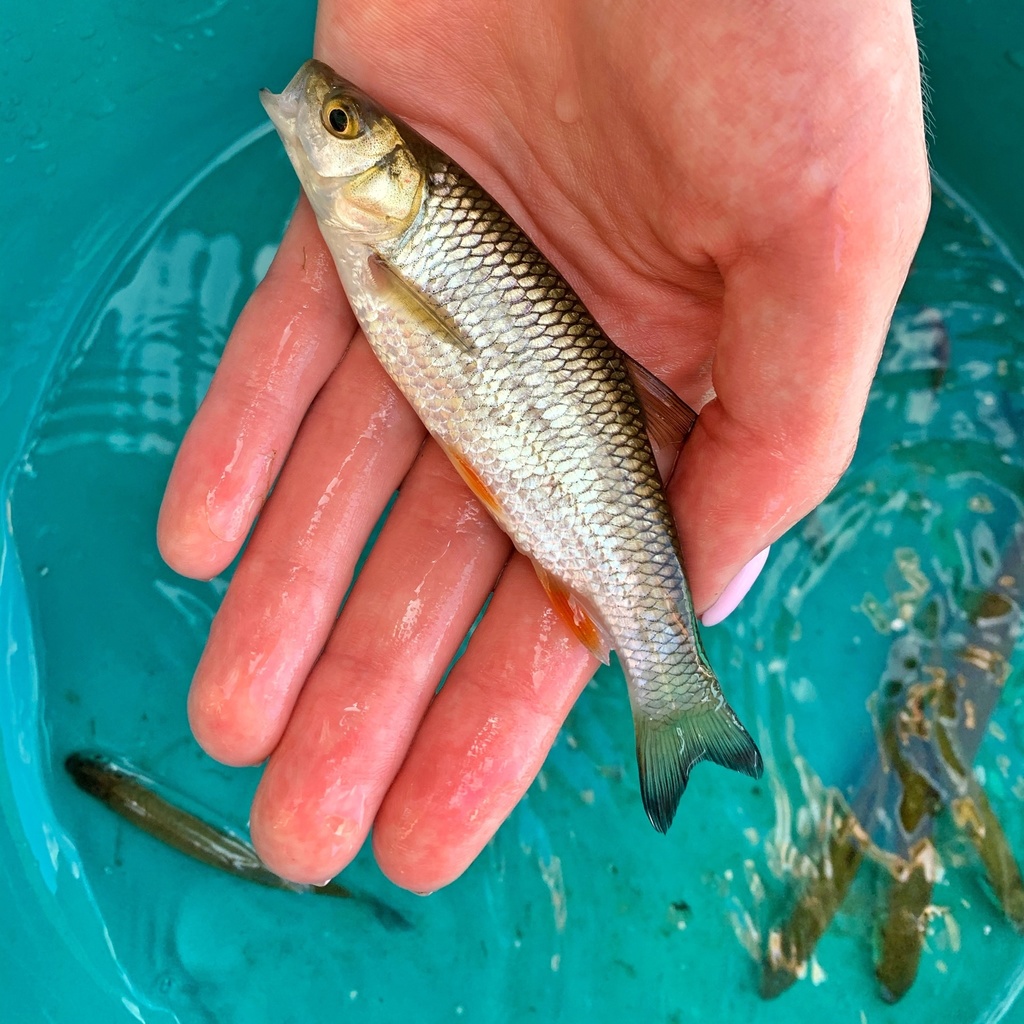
[260,59,762,832]
[65,751,412,931]
[761,527,1024,1003]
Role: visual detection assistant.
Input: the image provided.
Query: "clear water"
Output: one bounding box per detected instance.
[6,125,1024,1022]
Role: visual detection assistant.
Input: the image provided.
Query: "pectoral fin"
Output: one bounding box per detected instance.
[368,254,476,354]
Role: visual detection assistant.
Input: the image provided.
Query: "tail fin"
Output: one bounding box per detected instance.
[636,703,762,833]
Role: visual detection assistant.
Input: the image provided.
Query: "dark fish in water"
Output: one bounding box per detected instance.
[761,526,1024,1002]
[260,59,763,831]
[65,751,412,931]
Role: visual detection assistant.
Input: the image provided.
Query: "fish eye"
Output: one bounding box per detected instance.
[322,95,360,139]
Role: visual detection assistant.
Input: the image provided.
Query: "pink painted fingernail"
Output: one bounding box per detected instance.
[700,546,770,627]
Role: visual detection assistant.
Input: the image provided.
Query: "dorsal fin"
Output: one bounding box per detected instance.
[622,353,698,480]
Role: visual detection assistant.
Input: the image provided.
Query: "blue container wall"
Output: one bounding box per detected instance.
[916,1,1024,258]
[1,6,315,1019]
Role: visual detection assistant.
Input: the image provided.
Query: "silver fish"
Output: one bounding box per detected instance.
[261,60,762,831]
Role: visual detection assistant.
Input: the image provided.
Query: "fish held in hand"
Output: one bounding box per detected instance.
[261,59,762,831]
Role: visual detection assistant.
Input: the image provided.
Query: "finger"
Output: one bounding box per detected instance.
[248,443,512,884]
[372,555,595,893]
[187,335,425,766]
[673,172,931,615]
[158,198,356,580]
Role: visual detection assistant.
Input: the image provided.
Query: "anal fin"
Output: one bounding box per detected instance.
[533,564,612,665]
[439,452,613,665]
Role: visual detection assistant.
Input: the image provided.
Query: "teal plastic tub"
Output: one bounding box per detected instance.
[2,3,1023,1021]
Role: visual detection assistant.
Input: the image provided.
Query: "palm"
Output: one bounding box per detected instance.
[159,0,928,890]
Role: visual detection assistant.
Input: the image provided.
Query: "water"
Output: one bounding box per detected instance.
[5,126,1024,1022]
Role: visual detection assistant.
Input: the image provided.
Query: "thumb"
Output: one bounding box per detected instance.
[670,190,928,617]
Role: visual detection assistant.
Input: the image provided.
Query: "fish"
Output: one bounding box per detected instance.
[66,751,412,930]
[260,59,762,832]
[762,527,1024,1001]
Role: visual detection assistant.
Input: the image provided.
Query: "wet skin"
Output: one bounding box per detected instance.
[158,0,929,890]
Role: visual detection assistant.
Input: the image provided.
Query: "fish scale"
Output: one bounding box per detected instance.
[378,157,691,664]
[262,59,762,831]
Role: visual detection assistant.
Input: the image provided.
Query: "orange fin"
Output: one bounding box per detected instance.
[534,564,612,665]
[448,450,503,517]
[622,353,698,480]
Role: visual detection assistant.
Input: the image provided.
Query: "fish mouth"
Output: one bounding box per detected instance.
[259,87,296,137]
[259,60,313,140]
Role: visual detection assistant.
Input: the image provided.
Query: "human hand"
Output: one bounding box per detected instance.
[158,0,929,892]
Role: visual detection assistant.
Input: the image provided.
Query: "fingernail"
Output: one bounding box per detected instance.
[700,546,770,627]
[413,890,434,897]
